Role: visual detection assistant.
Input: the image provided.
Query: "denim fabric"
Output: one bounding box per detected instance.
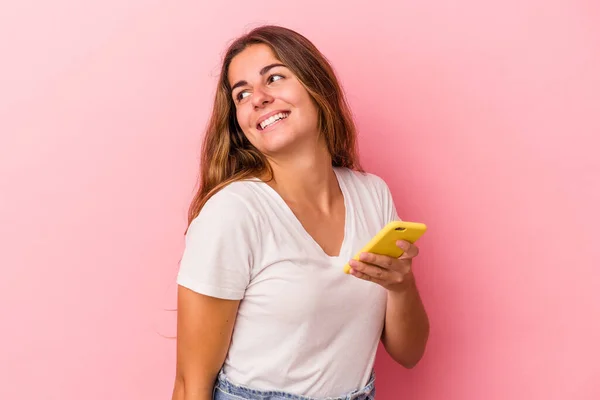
[213,371,376,400]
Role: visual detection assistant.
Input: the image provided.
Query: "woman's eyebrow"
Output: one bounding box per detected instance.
[231,63,287,93]
[259,63,286,75]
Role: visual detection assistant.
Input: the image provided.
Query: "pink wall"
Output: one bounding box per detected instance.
[1,1,598,399]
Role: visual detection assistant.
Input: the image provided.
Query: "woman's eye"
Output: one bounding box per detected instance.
[236,91,250,101]
[268,74,283,83]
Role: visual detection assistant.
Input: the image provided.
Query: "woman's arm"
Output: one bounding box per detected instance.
[172,286,240,400]
[380,274,429,368]
[348,241,429,368]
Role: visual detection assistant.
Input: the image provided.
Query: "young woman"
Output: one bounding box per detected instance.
[172,25,430,400]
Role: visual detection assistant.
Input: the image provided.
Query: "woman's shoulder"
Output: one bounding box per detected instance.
[190,179,263,227]
[335,167,390,192]
[209,178,260,202]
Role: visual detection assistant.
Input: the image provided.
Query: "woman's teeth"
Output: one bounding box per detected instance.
[260,112,289,130]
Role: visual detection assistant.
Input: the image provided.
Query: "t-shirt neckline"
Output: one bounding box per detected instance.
[250,167,352,261]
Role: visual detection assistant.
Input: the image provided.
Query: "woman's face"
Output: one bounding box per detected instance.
[228,44,321,158]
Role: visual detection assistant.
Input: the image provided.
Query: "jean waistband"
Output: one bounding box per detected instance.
[214,370,376,400]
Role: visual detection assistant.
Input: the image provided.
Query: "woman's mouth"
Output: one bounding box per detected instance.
[257,112,290,131]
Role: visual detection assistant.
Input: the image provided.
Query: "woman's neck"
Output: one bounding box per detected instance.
[264,143,341,211]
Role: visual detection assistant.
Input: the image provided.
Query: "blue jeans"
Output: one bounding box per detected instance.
[213,370,376,400]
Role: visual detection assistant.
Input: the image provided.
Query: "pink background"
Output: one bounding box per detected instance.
[1,1,599,399]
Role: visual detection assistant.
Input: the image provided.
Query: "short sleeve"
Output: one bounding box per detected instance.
[176,188,258,300]
[371,174,401,224]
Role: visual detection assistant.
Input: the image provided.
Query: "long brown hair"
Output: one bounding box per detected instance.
[187,25,362,228]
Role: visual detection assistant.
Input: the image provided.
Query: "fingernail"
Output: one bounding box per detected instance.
[396,240,409,250]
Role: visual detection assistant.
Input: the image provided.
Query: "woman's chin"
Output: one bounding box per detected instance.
[255,133,297,155]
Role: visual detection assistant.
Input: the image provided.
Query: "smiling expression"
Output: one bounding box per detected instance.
[228,44,321,157]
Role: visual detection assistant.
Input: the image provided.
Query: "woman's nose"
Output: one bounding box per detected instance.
[252,88,274,108]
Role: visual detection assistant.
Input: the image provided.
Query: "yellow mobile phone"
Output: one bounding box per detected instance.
[343,221,427,274]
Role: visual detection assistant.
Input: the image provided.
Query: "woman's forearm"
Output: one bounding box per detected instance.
[172,377,214,400]
[381,274,430,368]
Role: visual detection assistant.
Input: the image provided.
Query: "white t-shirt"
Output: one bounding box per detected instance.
[176,167,400,398]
